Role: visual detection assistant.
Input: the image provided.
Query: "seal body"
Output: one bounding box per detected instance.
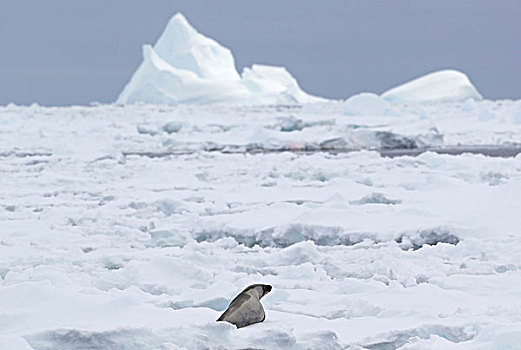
[217,284,272,328]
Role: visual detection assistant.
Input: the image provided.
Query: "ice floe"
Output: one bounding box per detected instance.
[2,73,521,349]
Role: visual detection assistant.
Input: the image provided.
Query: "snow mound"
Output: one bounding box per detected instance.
[117,13,321,105]
[381,70,483,103]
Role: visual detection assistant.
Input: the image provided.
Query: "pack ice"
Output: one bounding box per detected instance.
[117,13,321,105]
[2,98,521,349]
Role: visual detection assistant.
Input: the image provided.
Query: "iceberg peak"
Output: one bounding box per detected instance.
[161,13,198,40]
[169,13,195,31]
[153,13,240,81]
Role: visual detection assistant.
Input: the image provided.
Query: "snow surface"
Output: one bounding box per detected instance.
[381,70,483,104]
[1,100,521,349]
[117,14,321,105]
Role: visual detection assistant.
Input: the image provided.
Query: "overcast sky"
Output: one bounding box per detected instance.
[1,0,520,106]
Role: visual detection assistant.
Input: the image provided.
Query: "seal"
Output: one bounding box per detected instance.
[217,284,272,328]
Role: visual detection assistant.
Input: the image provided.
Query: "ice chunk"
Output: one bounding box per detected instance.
[137,124,159,135]
[362,325,476,350]
[149,230,191,248]
[276,116,304,132]
[415,127,444,147]
[154,199,184,216]
[275,240,322,265]
[349,193,401,205]
[396,227,460,250]
[381,70,483,103]
[162,121,183,133]
[343,92,392,116]
[374,131,418,149]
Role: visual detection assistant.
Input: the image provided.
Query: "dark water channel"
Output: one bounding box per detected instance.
[379,145,521,158]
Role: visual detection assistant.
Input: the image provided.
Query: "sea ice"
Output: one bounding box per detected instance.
[1,98,521,348]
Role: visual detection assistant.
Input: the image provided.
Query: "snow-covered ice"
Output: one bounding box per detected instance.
[117,14,321,105]
[381,70,483,104]
[2,10,521,350]
[1,98,521,349]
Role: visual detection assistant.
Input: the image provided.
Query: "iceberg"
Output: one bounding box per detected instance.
[117,13,321,105]
[381,70,483,103]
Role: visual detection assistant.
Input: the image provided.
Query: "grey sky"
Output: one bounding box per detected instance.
[1,0,520,106]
